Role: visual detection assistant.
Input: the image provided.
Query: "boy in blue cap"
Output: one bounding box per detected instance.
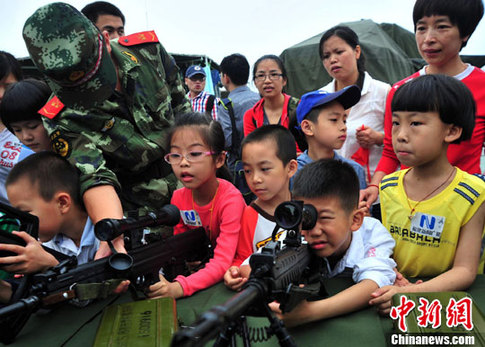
[295,86,367,189]
[185,65,218,119]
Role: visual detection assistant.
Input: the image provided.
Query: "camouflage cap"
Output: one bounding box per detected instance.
[23,2,116,108]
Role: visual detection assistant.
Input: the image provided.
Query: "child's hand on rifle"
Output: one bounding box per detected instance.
[0,231,58,274]
[146,273,184,299]
[223,266,248,291]
[112,280,131,294]
[269,299,315,328]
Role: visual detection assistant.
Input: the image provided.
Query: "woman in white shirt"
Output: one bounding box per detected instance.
[319,26,390,183]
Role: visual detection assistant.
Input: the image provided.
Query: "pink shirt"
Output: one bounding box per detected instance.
[172,179,245,296]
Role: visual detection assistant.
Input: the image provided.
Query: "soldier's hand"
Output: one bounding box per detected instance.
[95,236,126,260]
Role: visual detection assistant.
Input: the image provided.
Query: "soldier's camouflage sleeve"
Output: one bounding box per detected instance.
[44,117,121,196]
[158,43,192,116]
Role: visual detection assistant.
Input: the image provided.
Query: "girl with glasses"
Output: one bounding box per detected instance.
[147,112,245,299]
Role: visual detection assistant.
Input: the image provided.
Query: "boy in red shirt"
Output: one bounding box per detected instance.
[224,125,297,290]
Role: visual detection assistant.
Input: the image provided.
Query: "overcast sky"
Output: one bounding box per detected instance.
[1,0,484,68]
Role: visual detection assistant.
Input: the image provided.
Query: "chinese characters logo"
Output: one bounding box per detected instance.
[390,295,473,332]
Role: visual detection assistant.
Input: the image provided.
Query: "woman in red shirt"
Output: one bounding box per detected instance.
[362,0,485,208]
[243,55,303,150]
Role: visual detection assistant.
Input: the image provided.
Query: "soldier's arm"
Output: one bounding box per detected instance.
[83,185,126,259]
[158,44,191,115]
[83,185,123,224]
[45,118,125,257]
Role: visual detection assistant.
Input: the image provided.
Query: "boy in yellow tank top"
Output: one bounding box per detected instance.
[369,74,485,315]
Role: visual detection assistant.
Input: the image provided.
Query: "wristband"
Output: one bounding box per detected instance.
[368,184,379,190]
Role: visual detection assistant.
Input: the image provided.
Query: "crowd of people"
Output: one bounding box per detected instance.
[0,0,484,332]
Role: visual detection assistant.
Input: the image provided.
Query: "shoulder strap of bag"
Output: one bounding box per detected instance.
[206,95,216,116]
[220,98,239,154]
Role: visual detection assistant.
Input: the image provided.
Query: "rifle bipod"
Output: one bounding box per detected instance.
[213,303,296,347]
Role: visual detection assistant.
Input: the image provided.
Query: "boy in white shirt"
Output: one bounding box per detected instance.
[0,152,99,275]
[268,159,396,326]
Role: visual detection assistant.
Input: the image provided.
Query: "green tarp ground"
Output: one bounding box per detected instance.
[280,19,485,98]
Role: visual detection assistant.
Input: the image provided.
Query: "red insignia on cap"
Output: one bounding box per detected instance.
[38,96,65,119]
[118,30,159,46]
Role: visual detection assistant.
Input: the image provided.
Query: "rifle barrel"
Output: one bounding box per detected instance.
[172,284,264,346]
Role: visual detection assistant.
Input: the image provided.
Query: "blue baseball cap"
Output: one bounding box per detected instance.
[185,65,206,78]
[296,85,361,125]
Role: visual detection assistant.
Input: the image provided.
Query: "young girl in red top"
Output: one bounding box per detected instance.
[147,112,245,298]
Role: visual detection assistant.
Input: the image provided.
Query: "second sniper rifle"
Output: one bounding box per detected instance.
[172,201,328,347]
[0,204,210,344]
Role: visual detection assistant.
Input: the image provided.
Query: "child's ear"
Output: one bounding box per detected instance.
[350,208,364,232]
[215,151,226,169]
[286,159,298,178]
[301,120,314,137]
[445,124,463,143]
[56,192,72,214]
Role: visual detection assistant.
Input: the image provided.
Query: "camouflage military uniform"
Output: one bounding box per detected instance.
[23,3,191,224]
[45,39,190,214]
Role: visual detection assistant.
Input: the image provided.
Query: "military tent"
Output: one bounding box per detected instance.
[280,19,485,97]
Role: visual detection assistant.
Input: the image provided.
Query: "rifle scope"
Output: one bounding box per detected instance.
[95,204,180,241]
[274,201,317,236]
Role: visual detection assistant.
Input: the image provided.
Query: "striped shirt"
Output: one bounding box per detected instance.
[188,91,218,120]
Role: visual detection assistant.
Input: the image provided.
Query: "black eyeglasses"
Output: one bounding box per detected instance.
[254,73,283,82]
